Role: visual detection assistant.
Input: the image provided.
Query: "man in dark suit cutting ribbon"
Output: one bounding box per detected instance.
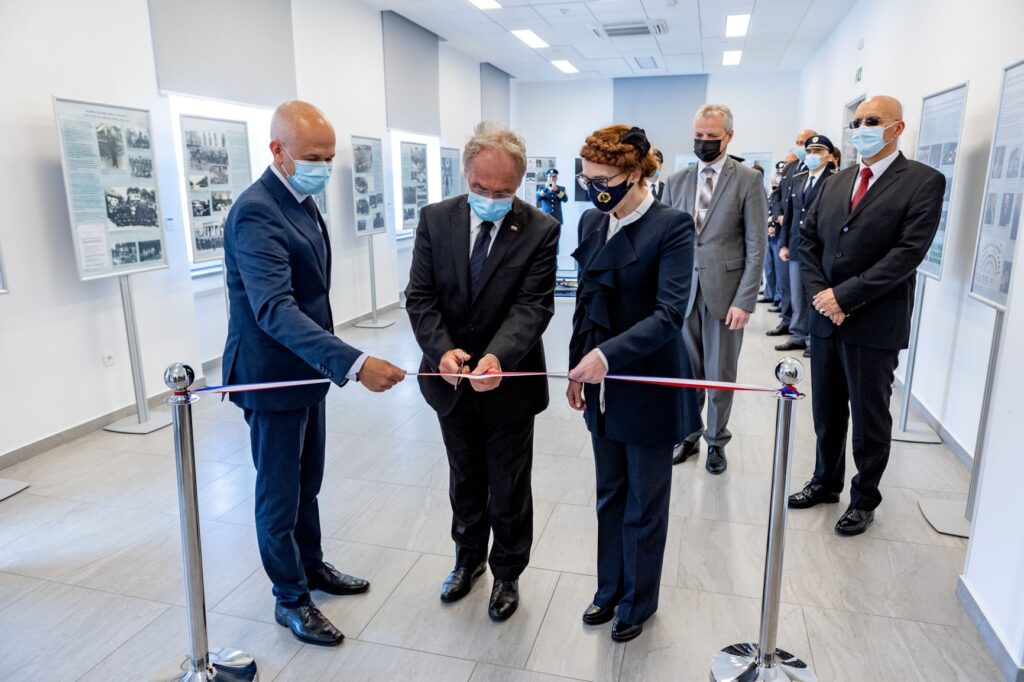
[222,100,405,646]
[406,122,560,622]
[788,96,945,536]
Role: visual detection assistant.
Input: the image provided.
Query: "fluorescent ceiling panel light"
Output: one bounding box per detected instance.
[551,59,579,74]
[725,14,750,37]
[467,0,502,9]
[634,56,657,69]
[722,50,742,66]
[511,29,549,49]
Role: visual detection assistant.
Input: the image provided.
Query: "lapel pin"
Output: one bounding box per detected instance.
[511,225,519,232]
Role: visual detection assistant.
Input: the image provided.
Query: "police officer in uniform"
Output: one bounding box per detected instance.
[536,168,568,225]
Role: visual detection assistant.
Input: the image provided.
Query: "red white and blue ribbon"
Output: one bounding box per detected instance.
[196,372,800,397]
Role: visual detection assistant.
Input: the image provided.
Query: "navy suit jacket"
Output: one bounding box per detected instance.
[570,201,702,448]
[799,153,945,350]
[779,165,833,251]
[222,167,362,411]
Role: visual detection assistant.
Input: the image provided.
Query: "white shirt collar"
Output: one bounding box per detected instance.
[608,189,655,237]
[859,147,900,179]
[269,163,309,204]
[698,154,728,176]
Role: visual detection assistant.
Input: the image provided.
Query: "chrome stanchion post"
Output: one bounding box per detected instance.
[161,363,258,682]
[710,358,817,682]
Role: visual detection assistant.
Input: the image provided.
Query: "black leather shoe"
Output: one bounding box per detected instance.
[835,508,874,536]
[440,562,486,603]
[788,481,840,509]
[757,295,773,303]
[774,340,807,351]
[610,616,643,642]
[768,305,782,313]
[306,562,370,595]
[672,440,700,465]
[706,446,727,474]
[766,324,790,337]
[488,579,519,621]
[803,348,812,358]
[582,602,616,625]
[274,602,344,646]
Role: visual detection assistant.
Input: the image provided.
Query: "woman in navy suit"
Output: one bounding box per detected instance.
[568,125,702,642]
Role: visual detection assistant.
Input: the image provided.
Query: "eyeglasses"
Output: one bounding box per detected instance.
[576,170,627,193]
[470,187,516,201]
[848,116,894,129]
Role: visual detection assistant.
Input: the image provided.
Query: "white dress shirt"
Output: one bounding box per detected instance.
[851,147,900,201]
[268,164,367,382]
[695,154,728,220]
[469,210,505,261]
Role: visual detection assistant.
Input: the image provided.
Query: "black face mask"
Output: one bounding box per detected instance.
[694,138,722,163]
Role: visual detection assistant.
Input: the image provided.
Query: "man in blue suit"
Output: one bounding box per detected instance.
[222,100,405,646]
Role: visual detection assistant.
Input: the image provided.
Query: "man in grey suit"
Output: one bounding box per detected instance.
[662,104,767,474]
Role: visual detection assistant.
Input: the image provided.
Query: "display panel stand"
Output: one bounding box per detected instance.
[104,275,172,434]
[919,310,1004,538]
[355,236,393,329]
[893,277,942,444]
[0,479,29,503]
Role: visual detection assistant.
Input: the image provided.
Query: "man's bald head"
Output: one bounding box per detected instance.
[796,128,817,147]
[854,95,906,162]
[269,100,336,175]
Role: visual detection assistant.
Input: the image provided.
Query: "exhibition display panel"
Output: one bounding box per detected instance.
[351,135,387,237]
[440,146,461,200]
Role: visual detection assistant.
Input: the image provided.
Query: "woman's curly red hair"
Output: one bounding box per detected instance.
[580,124,658,179]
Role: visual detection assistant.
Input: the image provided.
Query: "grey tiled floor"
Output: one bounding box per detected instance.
[0,303,999,681]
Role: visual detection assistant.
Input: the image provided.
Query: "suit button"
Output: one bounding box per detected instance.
[842,226,850,233]
[694,267,699,272]
[835,252,843,258]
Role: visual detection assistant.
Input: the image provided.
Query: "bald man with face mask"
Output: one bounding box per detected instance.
[222,100,405,646]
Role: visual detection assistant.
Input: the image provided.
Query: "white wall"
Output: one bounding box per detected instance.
[799,0,1024,673]
[0,0,203,460]
[511,79,615,269]
[707,71,801,170]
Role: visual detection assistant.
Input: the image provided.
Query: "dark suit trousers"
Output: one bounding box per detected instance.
[244,403,326,607]
[810,336,900,511]
[438,397,535,580]
[764,236,778,302]
[592,436,673,624]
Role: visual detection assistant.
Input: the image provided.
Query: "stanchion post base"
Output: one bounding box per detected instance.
[354,319,395,329]
[710,643,817,681]
[0,479,29,502]
[104,410,173,434]
[160,649,258,682]
[892,420,942,444]
[919,498,971,538]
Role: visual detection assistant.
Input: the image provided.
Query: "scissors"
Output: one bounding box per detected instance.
[453,355,465,391]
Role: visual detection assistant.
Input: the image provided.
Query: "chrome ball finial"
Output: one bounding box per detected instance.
[775,357,805,386]
[164,363,195,391]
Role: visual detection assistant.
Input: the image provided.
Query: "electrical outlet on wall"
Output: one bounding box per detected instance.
[102,352,115,367]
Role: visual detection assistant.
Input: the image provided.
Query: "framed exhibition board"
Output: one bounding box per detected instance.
[0,239,7,294]
[178,115,251,263]
[350,135,387,237]
[523,156,557,203]
[54,97,168,281]
[916,83,969,280]
[970,60,1024,310]
[440,147,462,200]
[400,140,429,234]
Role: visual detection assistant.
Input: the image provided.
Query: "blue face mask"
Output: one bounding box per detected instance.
[794,146,807,162]
[851,122,895,158]
[282,146,332,195]
[468,192,513,222]
[804,153,823,171]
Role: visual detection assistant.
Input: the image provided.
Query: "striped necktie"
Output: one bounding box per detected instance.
[696,167,715,232]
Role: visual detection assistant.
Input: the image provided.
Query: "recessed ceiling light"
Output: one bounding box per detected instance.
[722,50,742,66]
[511,29,549,49]
[634,56,657,69]
[551,59,579,74]
[725,14,750,38]
[467,0,501,9]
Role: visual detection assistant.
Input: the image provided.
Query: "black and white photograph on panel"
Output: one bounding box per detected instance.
[137,239,162,262]
[992,145,1006,179]
[194,218,225,253]
[110,241,138,266]
[209,164,229,185]
[189,175,209,192]
[191,198,211,217]
[356,198,370,216]
[1007,145,1021,179]
[354,176,369,195]
[104,187,158,228]
[1001,192,1014,227]
[211,191,233,213]
[125,126,150,150]
[354,143,373,173]
[129,155,152,178]
[95,123,125,170]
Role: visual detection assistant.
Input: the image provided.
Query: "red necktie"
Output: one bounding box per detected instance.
[850,166,873,211]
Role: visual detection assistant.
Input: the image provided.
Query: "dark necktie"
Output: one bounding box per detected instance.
[470,220,494,296]
[850,167,873,211]
[803,174,816,203]
[300,195,327,267]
